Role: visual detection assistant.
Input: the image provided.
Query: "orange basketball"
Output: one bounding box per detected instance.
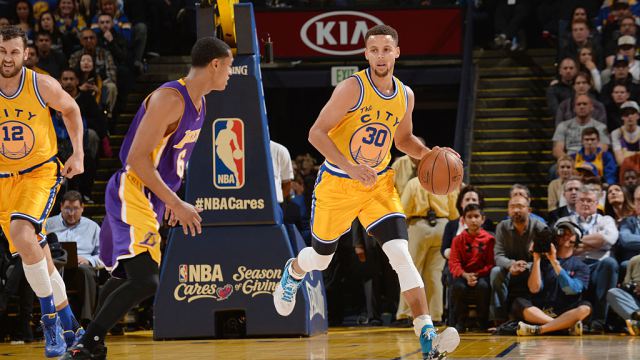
[417,149,463,195]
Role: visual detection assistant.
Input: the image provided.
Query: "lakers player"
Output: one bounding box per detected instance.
[60,37,233,359]
[273,25,460,359]
[0,26,85,357]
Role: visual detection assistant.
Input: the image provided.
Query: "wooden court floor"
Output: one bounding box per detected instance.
[1,327,639,359]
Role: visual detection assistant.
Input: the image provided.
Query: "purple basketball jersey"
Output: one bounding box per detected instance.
[101,79,205,272]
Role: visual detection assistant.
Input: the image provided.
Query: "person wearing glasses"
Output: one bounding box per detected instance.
[46,190,102,326]
[558,185,619,332]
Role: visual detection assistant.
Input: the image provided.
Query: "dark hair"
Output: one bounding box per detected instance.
[575,70,592,86]
[613,82,630,91]
[620,14,636,25]
[581,126,599,140]
[12,0,34,28]
[604,184,634,220]
[0,25,27,48]
[365,25,399,46]
[571,18,589,28]
[455,185,485,214]
[35,31,52,40]
[463,203,484,217]
[191,37,231,68]
[37,11,58,33]
[62,190,83,204]
[60,67,79,79]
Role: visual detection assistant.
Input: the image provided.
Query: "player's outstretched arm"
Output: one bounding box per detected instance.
[37,74,84,178]
[126,89,202,236]
[309,77,376,186]
[394,86,429,160]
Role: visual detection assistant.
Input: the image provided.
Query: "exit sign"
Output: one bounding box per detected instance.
[331,66,358,86]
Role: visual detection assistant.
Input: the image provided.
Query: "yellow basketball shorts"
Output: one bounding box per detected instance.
[310,161,405,243]
[0,157,63,255]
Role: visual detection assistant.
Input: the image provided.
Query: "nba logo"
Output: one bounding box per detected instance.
[178,265,188,283]
[213,118,245,189]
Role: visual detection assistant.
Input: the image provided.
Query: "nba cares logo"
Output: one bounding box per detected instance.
[213,118,245,189]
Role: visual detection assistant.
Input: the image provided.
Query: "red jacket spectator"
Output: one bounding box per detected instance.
[449,229,495,278]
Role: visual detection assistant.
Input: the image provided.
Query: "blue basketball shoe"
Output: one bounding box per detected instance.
[273,258,304,316]
[41,313,66,357]
[420,326,460,360]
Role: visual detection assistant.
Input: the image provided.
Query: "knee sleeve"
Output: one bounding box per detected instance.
[297,247,334,273]
[49,269,68,307]
[23,258,53,298]
[382,239,423,292]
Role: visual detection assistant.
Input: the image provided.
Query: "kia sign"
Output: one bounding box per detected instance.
[300,11,384,55]
[255,8,462,58]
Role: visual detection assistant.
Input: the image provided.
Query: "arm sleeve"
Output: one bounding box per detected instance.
[441,221,456,258]
[88,223,103,268]
[448,236,464,278]
[603,151,618,185]
[591,69,602,92]
[494,222,513,270]
[552,121,566,142]
[598,123,611,145]
[555,102,566,126]
[476,236,496,278]
[558,269,585,295]
[599,216,619,248]
[618,219,640,252]
[611,130,622,151]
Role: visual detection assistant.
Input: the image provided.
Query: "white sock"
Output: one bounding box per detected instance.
[288,263,305,280]
[23,258,53,298]
[49,269,68,307]
[413,314,433,337]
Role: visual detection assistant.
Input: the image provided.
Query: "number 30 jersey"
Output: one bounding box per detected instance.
[0,68,57,172]
[328,68,408,174]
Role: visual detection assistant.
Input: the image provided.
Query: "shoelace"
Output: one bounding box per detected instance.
[281,275,300,303]
[44,322,59,346]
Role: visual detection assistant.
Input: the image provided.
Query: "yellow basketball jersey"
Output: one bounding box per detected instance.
[328,68,408,173]
[0,67,57,172]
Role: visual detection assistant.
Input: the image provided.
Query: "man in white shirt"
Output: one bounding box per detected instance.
[558,186,619,331]
[46,191,102,323]
[270,140,294,204]
[611,101,640,165]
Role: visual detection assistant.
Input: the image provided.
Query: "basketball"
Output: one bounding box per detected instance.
[417,148,463,195]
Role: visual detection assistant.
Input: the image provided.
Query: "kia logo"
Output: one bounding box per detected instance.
[300,11,384,56]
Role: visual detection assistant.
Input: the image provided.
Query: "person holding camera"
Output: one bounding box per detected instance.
[607,254,640,335]
[515,222,592,336]
[448,204,495,332]
[558,185,619,332]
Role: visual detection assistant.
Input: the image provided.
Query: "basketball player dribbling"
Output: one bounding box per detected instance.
[273,25,460,359]
[61,37,233,359]
[0,26,85,358]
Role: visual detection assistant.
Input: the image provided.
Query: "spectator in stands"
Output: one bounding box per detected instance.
[94,13,128,68]
[572,127,617,186]
[558,185,619,332]
[449,204,495,333]
[555,72,607,126]
[395,176,459,325]
[46,191,102,324]
[559,19,603,69]
[602,56,640,107]
[70,29,118,117]
[440,185,494,326]
[270,140,294,204]
[35,31,66,79]
[509,184,547,224]
[609,84,633,132]
[37,10,64,54]
[548,156,575,212]
[613,36,640,81]
[91,0,147,73]
[553,95,611,160]
[578,45,603,92]
[492,0,532,51]
[12,0,34,39]
[59,68,110,202]
[607,254,640,335]
[598,1,637,43]
[25,44,48,75]
[549,177,583,225]
[612,101,640,166]
[616,186,640,264]
[605,14,639,60]
[514,221,591,336]
[547,57,578,116]
[0,17,9,28]
[623,168,639,191]
[55,0,88,42]
[604,183,635,225]
[75,54,103,109]
[491,194,546,322]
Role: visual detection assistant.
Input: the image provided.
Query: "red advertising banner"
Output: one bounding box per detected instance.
[254,8,462,59]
